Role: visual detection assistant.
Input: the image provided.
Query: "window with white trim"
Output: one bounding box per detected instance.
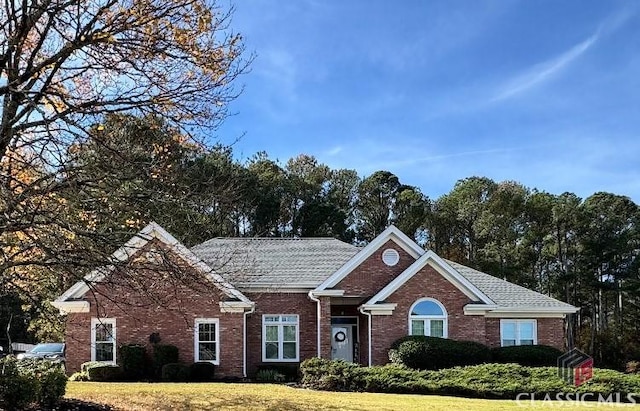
[409,298,447,338]
[262,315,299,362]
[500,319,537,346]
[91,318,116,363]
[194,318,220,364]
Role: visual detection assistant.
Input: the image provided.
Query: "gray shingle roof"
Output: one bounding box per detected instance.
[191,235,574,310]
[191,238,360,289]
[445,259,575,309]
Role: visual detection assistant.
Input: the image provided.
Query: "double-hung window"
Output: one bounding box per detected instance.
[500,319,537,346]
[91,318,116,363]
[194,318,220,364]
[263,315,299,362]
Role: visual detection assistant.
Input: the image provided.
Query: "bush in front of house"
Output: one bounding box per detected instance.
[0,356,67,410]
[256,364,300,382]
[299,357,369,391]
[153,344,179,377]
[119,343,148,380]
[255,368,286,383]
[189,362,216,382]
[300,358,640,399]
[17,358,68,407]
[86,363,122,381]
[490,344,563,367]
[0,356,39,410]
[81,361,104,373]
[161,363,191,382]
[389,336,492,370]
[69,371,90,381]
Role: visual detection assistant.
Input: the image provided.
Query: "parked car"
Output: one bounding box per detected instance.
[16,342,65,368]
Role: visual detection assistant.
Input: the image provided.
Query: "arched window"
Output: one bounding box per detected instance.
[409,298,447,338]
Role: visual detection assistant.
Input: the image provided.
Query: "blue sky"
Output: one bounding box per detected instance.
[217,1,640,202]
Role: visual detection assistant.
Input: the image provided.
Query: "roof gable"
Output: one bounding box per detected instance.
[313,225,424,293]
[365,250,495,306]
[54,222,251,305]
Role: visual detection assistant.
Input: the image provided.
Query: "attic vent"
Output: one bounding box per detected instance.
[382,249,399,266]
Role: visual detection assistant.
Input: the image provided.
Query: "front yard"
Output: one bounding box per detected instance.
[65,382,640,411]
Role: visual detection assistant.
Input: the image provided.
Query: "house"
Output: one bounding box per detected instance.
[52,222,579,378]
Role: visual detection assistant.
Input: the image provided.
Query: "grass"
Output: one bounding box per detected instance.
[65,382,640,411]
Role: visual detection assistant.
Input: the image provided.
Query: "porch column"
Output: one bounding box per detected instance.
[319,296,332,358]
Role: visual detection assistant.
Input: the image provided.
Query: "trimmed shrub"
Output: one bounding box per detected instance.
[490,345,563,367]
[389,336,491,370]
[87,363,122,381]
[300,358,367,391]
[119,343,147,380]
[300,358,640,399]
[153,344,179,377]
[190,362,216,382]
[161,363,190,382]
[69,371,89,381]
[255,369,285,383]
[81,361,103,373]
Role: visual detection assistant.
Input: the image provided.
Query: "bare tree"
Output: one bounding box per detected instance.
[0,0,250,322]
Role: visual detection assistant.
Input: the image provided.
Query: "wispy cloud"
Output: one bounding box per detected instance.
[490,32,599,102]
[325,145,343,156]
[256,48,298,101]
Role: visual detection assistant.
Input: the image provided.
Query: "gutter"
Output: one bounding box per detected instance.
[358,306,372,367]
[307,291,322,357]
[242,304,256,378]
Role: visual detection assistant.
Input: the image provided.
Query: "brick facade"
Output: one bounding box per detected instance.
[64,240,244,378]
[333,240,415,297]
[244,292,318,376]
[370,263,487,364]
[485,317,565,350]
[61,232,569,379]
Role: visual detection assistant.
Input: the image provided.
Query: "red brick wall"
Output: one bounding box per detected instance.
[370,263,487,364]
[64,240,244,378]
[333,240,416,297]
[485,317,566,350]
[244,292,318,377]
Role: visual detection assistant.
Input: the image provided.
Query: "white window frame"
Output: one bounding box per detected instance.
[90,317,116,363]
[500,319,538,347]
[408,298,448,338]
[262,314,299,362]
[194,318,220,365]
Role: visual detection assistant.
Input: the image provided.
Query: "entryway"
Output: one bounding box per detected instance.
[331,317,358,362]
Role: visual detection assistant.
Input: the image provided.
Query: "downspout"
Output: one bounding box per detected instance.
[308,291,322,357]
[358,306,372,367]
[243,304,255,378]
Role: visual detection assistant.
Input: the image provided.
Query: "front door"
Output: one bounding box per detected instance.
[331,325,353,362]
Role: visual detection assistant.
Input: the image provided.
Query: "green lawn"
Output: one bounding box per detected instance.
[65,382,640,411]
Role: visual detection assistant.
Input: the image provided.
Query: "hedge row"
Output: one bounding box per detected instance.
[73,360,215,382]
[389,336,563,370]
[0,357,67,410]
[300,358,640,399]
